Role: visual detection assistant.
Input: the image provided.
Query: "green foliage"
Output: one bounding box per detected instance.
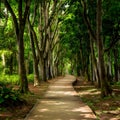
[0,84,20,105]
[0,74,34,85]
[3,68,10,74]
[114,81,120,87]
[27,74,34,83]
[0,74,19,85]
[81,97,95,109]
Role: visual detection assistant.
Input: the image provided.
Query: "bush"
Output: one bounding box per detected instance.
[0,84,23,106]
[0,74,19,85]
[116,81,120,86]
[3,68,10,74]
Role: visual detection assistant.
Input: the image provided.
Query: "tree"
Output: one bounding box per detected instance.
[27,0,69,82]
[27,1,40,86]
[96,0,112,97]
[80,0,112,97]
[2,0,31,93]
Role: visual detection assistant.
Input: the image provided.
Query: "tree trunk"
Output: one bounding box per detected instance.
[1,53,6,67]
[106,53,113,83]
[96,0,112,97]
[9,53,13,74]
[113,48,118,82]
[17,34,29,93]
[33,59,40,86]
[90,36,100,87]
[3,0,31,93]
[28,18,40,86]
[43,58,47,81]
[40,55,47,82]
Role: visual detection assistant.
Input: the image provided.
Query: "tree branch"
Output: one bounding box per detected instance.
[31,2,38,26]
[3,0,19,36]
[23,0,31,28]
[81,0,96,41]
[104,36,120,52]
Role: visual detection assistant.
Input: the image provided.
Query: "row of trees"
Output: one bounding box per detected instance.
[0,0,70,93]
[60,0,120,97]
[0,0,120,98]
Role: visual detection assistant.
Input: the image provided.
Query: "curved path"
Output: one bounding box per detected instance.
[24,75,97,120]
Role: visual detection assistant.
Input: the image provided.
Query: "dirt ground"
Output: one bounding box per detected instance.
[0,77,59,120]
[73,77,120,120]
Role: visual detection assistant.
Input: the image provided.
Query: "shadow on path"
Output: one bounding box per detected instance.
[24,75,97,120]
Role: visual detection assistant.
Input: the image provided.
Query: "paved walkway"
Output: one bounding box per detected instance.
[24,75,97,120]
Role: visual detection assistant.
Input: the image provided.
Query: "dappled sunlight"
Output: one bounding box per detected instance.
[31,99,96,119]
[24,76,96,120]
[76,85,100,97]
[71,107,91,112]
[38,108,49,112]
[51,85,72,88]
[46,90,76,96]
[40,100,66,106]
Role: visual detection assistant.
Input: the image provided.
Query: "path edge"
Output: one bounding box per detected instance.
[24,99,39,120]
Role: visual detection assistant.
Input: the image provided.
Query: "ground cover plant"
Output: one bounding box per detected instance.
[0,82,48,120]
[73,77,120,120]
[0,76,58,120]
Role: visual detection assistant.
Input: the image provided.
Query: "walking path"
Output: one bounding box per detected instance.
[24,75,97,120]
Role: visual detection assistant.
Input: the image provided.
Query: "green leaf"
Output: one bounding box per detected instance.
[0,97,4,104]
[5,94,9,99]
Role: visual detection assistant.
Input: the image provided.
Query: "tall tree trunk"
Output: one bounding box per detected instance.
[113,48,118,82]
[48,53,53,79]
[33,59,40,86]
[96,0,112,97]
[9,53,13,74]
[17,33,29,93]
[3,0,31,93]
[90,35,100,87]
[40,55,47,82]
[106,53,113,83]
[43,58,47,81]
[28,17,40,86]
[30,31,40,86]
[86,55,90,81]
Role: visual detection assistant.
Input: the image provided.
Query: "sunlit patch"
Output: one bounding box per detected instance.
[51,85,72,88]
[39,108,49,112]
[24,76,96,120]
[40,100,66,106]
[71,106,91,112]
[80,113,96,118]
[77,87,100,96]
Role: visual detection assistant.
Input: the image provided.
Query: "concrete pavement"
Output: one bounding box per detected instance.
[24,75,97,120]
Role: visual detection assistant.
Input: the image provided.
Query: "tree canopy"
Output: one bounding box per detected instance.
[0,0,120,97]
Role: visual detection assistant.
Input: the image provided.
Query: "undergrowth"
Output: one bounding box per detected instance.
[0,84,25,108]
[0,74,34,85]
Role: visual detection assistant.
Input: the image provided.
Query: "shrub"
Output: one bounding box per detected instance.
[0,84,23,107]
[116,81,120,86]
[0,74,19,85]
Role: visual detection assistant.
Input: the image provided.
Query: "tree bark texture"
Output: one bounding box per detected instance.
[90,35,100,87]
[3,0,30,93]
[28,16,40,86]
[96,0,112,97]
